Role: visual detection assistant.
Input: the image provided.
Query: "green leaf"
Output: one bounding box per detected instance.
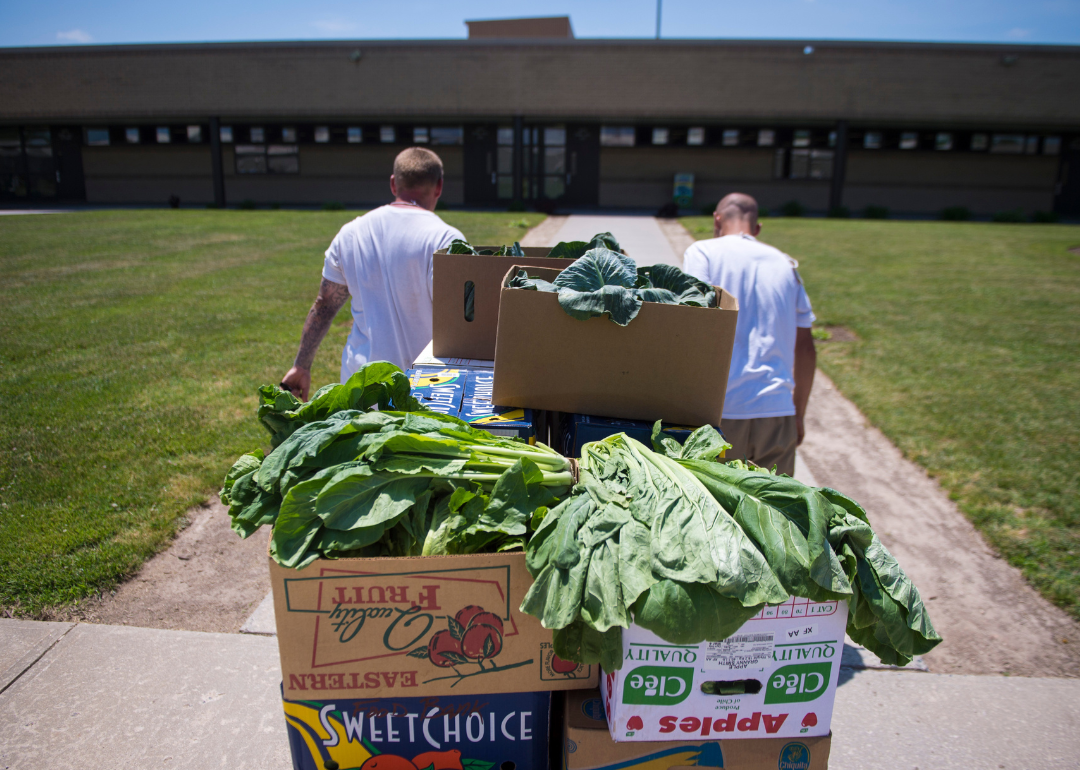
[553,248,637,292]
[547,240,591,260]
[631,580,761,646]
[557,284,643,326]
[448,239,478,254]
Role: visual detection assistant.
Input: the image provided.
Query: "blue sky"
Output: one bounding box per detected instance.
[3,0,1079,47]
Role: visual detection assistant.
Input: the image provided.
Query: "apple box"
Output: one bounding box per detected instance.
[600,598,848,742]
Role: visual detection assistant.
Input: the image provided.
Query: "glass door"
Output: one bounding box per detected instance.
[524,124,566,203]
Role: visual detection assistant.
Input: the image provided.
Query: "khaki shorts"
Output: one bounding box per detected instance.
[719,415,798,477]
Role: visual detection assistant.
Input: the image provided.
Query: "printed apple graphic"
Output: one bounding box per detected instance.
[461,623,502,661]
[802,713,818,728]
[550,654,579,674]
[459,609,504,635]
[626,716,644,731]
[454,605,486,629]
[427,629,465,668]
[359,756,418,770]
[412,750,463,770]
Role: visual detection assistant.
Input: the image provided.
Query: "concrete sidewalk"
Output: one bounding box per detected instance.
[523,213,682,267]
[3,617,1078,769]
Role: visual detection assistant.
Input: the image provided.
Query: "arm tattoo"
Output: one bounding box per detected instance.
[294,279,350,370]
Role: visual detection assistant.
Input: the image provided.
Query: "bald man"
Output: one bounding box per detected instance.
[683,193,817,476]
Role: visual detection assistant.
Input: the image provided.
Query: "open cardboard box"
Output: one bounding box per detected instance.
[563,689,831,770]
[493,266,739,427]
[432,247,578,360]
[270,551,598,700]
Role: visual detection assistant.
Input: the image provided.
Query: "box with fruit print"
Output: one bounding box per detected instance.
[270,552,598,700]
[283,688,550,770]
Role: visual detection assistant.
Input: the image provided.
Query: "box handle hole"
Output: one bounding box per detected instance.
[464,280,475,322]
[700,679,762,695]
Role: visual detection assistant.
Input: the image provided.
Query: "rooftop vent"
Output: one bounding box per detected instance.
[466,16,574,39]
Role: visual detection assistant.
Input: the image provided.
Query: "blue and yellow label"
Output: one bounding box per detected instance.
[406,368,466,416]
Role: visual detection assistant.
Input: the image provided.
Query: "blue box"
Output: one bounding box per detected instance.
[406,368,468,417]
[455,369,536,441]
[283,688,550,770]
[559,414,721,458]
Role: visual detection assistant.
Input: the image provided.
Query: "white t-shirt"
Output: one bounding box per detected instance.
[322,204,464,379]
[683,234,815,420]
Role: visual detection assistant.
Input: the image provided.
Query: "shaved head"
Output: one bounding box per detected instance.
[715,193,759,228]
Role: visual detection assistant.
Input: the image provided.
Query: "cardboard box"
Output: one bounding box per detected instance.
[563,689,831,770]
[492,266,739,426]
[600,598,848,743]
[432,247,578,360]
[457,368,536,441]
[407,367,468,416]
[413,339,494,371]
[271,551,598,701]
[559,413,722,457]
[283,688,550,770]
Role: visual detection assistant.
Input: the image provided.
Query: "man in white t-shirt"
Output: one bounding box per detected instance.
[683,193,817,476]
[280,147,465,399]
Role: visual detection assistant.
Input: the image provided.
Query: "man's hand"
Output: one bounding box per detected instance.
[281,366,311,401]
[282,278,350,402]
[796,414,806,446]
[793,327,816,447]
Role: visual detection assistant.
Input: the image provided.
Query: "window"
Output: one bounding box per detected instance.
[22,127,56,198]
[496,126,514,200]
[793,130,811,148]
[935,132,953,151]
[86,128,110,146]
[314,126,330,143]
[757,129,775,147]
[413,127,429,144]
[971,133,989,151]
[600,126,635,147]
[497,127,514,146]
[991,134,1024,154]
[828,131,837,148]
[235,144,299,174]
[187,125,202,143]
[281,127,297,143]
[0,127,26,199]
[687,127,705,146]
[380,126,396,143]
[773,148,786,179]
[652,127,669,146]
[156,127,171,144]
[1025,136,1039,155]
[863,131,882,150]
[900,132,918,150]
[1044,136,1061,155]
[430,126,464,145]
[125,128,140,144]
[268,144,299,173]
[722,129,739,147]
[250,127,265,143]
[347,127,362,144]
[790,149,833,180]
[220,126,234,143]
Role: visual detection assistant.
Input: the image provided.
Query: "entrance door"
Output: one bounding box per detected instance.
[23,126,58,200]
[1054,136,1080,218]
[564,123,600,207]
[463,124,498,206]
[53,126,86,201]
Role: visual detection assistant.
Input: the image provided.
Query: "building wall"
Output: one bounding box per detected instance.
[2,40,1079,129]
[81,143,465,205]
[843,151,1059,214]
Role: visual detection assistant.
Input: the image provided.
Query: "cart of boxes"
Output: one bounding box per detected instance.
[272,245,837,770]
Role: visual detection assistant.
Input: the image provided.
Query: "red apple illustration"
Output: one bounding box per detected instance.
[427,629,465,667]
[412,750,462,770]
[461,623,503,661]
[360,756,418,770]
[627,716,644,731]
[454,606,486,629]
[464,610,504,635]
[802,713,818,728]
[550,654,579,674]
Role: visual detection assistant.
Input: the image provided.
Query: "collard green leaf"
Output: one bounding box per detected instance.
[448,239,478,255]
[588,232,622,253]
[638,264,717,307]
[556,284,643,326]
[631,580,761,646]
[553,248,637,292]
[547,241,591,260]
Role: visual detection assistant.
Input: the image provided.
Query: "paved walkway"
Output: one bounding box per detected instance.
[522,213,682,267]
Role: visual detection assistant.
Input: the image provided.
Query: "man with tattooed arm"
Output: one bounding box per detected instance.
[280,147,464,400]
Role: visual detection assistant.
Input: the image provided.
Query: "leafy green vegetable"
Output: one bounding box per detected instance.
[448,239,525,257]
[519,427,941,672]
[504,248,720,326]
[223,362,572,568]
[547,231,624,260]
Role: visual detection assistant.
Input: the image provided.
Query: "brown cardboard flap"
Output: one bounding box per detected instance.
[270,550,597,699]
[493,266,739,427]
[432,249,577,360]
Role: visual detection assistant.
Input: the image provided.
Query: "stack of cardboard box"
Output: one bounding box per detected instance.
[272,245,836,769]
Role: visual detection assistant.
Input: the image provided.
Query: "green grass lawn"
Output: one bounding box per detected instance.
[682,216,1080,620]
[0,209,544,615]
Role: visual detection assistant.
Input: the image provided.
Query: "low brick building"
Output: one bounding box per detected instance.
[1,35,1078,215]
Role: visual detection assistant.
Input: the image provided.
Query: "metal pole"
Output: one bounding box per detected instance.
[209,116,226,208]
[829,120,849,214]
[656,0,662,39]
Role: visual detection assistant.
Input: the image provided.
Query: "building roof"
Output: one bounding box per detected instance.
[466,16,574,39]
[2,38,1078,128]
